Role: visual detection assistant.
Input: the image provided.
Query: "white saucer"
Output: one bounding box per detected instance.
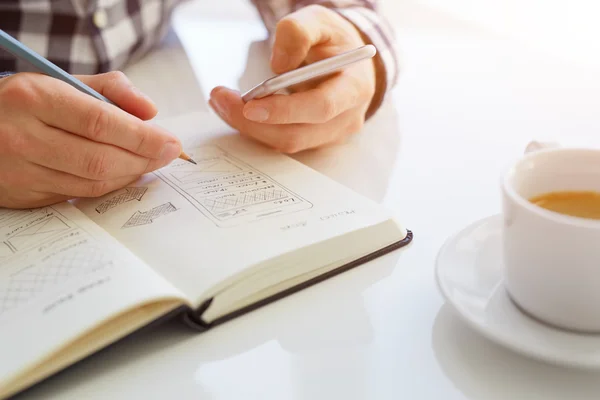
[435,214,600,369]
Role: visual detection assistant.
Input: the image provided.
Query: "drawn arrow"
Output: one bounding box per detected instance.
[95,187,148,214]
[122,203,177,229]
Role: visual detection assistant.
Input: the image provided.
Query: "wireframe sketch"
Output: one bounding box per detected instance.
[7,216,70,251]
[201,185,287,212]
[122,202,177,228]
[0,207,113,315]
[172,159,241,183]
[95,187,148,214]
[0,242,113,314]
[0,208,72,256]
[154,145,312,227]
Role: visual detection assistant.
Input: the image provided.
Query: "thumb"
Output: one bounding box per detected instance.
[76,71,158,121]
[270,7,332,74]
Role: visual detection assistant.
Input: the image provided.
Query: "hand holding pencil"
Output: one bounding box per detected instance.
[0,30,193,209]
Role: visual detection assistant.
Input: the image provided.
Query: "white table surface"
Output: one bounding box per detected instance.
[15,1,600,399]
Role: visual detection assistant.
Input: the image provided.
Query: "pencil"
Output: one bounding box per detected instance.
[0,29,196,165]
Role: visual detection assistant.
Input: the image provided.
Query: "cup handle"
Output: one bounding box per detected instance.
[524,140,561,154]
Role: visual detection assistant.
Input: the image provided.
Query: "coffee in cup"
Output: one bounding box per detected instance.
[501,148,600,332]
[529,190,600,220]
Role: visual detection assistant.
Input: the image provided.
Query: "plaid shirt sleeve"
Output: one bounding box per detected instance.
[250,0,399,118]
[0,0,398,117]
[0,0,181,75]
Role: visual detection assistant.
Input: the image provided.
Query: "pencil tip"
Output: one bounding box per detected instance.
[188,158,197,165]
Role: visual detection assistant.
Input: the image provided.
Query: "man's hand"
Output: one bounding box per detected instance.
[0,71,182,209]
[209,5,376,153]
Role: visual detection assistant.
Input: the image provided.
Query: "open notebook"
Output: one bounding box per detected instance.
[0,125,412,398]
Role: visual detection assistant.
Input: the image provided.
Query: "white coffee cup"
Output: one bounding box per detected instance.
[501,147,600,332]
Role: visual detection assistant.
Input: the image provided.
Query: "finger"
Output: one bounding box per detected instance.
[1,157,140,198]
[270,6,333,73]
[2,193,70,209]
[31,74,181,161]
[77,71,157,121]
[28,163,140,198]
[287,74,330,93]
[209,87,362,153]
[242,73,363,124]
[26,120,172,180]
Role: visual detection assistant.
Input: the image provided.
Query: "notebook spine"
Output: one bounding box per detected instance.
[181,230,414,332]
[181,298,213,331]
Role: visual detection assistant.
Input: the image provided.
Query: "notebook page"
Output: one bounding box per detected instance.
[0,202,185,388]
[72,134,403,307]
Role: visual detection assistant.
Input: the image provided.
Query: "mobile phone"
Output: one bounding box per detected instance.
[241,44,376,102]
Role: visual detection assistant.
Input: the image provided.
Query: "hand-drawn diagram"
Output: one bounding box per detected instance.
[7,216,69,251]
[154,145,312,227]
[122,202,177,228]
[95,187,148,214]
[0,242,112,314]
[0,207,113,315]
[0,208,70,254]
[202,185,287,212]
[172,159,241,183]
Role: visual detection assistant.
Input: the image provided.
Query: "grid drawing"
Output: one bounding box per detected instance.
[122,202,177,228]
[0,243,112,314]
[201,188,286,212]
[95,187,148,214]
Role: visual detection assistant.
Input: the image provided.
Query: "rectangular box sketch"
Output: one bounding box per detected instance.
[0,207,113,315]
[7,216,70,251]
[0,209,73,254]
[155,145,313,227]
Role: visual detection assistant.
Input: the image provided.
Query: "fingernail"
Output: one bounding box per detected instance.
[244,107,269,122]
[210,86,225,98]
[272,48,289,70]
[131,86,156,105]
[209,99,229,120]
[160,142,180,161]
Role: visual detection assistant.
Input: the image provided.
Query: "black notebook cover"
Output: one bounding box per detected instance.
[182,229,414,331]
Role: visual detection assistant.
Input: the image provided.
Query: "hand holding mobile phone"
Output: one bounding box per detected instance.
[241,44,376,102]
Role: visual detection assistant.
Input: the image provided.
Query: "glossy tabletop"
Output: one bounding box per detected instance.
[15,0,600,399]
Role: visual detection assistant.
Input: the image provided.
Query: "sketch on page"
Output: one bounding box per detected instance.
[0,207,114,316]
[122,202,178,229]
[154,145,313,227]
[95,187,148,214]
